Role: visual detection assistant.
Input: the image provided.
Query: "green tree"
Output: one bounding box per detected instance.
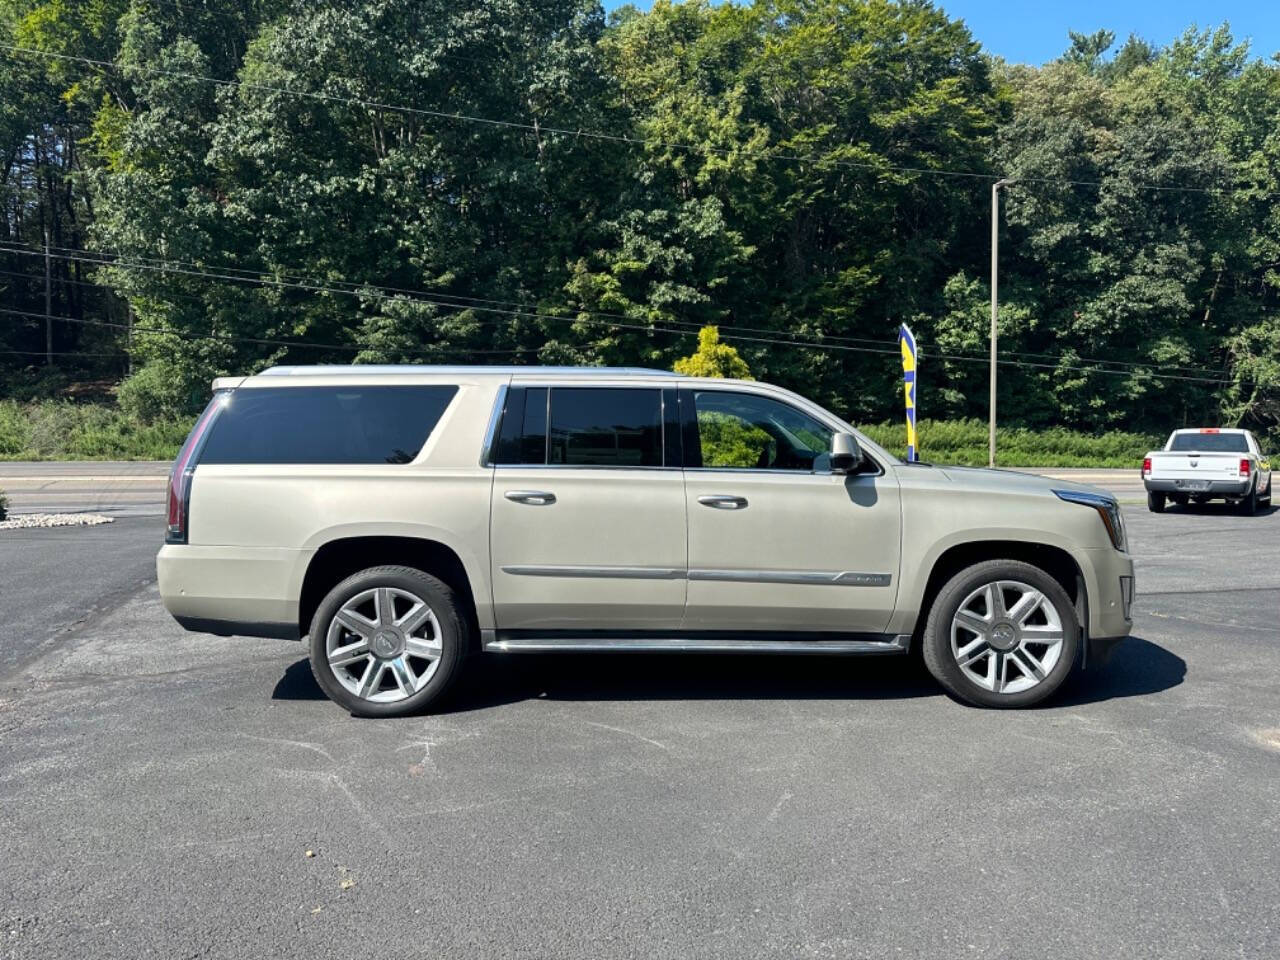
[673,324,751,379]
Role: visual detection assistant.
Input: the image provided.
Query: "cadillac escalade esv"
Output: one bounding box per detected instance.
[157,365,1134,716]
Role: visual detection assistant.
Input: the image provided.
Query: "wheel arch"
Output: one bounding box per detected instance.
[908,539,1086,656]
[299,535,483,647]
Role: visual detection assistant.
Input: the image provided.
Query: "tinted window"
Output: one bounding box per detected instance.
[693,390,833,471]
[1169,433,1248,453]
[548,388,663,467]
[494,387,548,465]
[200,385,456,465]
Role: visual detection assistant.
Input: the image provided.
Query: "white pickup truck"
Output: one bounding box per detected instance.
[1142,428,1273,514]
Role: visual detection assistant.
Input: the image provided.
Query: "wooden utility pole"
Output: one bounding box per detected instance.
[44,221,52,365]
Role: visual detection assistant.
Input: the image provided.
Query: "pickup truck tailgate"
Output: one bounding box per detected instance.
[1148,452,1242,480]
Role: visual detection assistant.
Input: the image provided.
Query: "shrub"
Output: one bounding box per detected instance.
[861,418,1159,468]
[0,399,193,461]
[116,359,207,423]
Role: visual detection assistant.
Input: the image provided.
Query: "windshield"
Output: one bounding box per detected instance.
[1168,433,1248,453]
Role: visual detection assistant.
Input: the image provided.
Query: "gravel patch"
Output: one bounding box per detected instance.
[0,513,115,529]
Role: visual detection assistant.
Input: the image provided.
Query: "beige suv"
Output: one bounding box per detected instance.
[157,365,1134,716]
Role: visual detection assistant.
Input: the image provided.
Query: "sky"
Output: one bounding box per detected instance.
[603,1,1280,65]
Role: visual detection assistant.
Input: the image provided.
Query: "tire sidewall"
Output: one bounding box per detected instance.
[923,560,1080,709]
[309,566,467,718]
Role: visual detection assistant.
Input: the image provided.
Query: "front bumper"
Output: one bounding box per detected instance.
[1144,477,1250,497]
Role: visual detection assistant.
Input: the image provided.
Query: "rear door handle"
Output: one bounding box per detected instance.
[505,490,556,506]
[697,494,748,510]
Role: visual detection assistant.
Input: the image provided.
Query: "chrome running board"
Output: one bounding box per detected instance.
[481,631,910,655]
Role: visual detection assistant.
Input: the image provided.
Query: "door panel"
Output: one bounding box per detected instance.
[489,469,687,629]
[682,470,901,631]
[679,386,901,633]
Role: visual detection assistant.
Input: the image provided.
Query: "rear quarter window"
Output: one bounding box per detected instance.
[198,385,457,465]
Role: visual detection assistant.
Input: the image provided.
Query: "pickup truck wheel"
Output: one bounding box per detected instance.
[1238,483,1258,516]
[1147,491,1166,513]
[921,560,1080,708]
[309,566,468,718]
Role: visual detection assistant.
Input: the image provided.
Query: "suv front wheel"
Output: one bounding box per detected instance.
[921,559,1080,708]
[309,565,468,718]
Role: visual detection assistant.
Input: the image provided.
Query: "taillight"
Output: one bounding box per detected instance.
[1239,458,1250,477]
[1142,457,1151,477]
[166,392,227,544]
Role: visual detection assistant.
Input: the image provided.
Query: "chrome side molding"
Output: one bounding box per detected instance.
[499,565,892,587]
[500,564,684,580]
[688,569,892,587]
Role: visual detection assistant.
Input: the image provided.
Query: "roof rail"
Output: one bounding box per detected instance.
[257,364,679,377]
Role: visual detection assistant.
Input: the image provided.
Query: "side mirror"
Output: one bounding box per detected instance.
[830,432,863,475]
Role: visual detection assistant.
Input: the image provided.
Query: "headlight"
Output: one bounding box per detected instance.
[1053,489,1127,552]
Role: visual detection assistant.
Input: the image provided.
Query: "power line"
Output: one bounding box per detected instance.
[11,246,1232,377]
[0,306,529,358]
[4,240,1236,378]
[0,42,1227,195]
[0,246,1243,385]
[0,347,125,358]
[0,242,1240,383]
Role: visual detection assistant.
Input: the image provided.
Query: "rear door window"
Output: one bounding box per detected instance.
[199,385,457,464]
[549,388,664,467]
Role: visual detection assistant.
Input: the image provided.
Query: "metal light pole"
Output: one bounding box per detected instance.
[989,178,1017,468]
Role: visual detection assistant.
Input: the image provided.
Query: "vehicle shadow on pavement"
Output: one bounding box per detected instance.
[1161,502,1277,517]
[1054,635,1185,707]
[270,634,1185,712]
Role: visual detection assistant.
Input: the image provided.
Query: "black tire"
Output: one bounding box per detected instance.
[1147,491,1166,513]
[921,559,1080,709]
[309,565,470,718]
[1170,494,1189,507]
[1237,482,1258,516]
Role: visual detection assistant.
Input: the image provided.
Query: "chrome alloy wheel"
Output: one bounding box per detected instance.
[950,580,1065,695]
[326,587,443,703]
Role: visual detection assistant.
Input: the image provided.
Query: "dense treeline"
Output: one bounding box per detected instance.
[2,0,1279,436]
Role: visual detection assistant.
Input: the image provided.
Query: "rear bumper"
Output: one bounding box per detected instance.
[1144,477,1250,496]
[157,543,308,639]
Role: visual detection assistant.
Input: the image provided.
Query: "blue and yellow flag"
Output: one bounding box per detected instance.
[899,324,918,462]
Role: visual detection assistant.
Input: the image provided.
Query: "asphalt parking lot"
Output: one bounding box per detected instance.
[1,485,1277,958]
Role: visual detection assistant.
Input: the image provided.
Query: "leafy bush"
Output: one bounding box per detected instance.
[116,359,207,423]
[0,400,194,461]
[861,418,1160,468]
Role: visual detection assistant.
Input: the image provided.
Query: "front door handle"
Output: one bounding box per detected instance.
[697,494,748,510]
[505,490,556,506]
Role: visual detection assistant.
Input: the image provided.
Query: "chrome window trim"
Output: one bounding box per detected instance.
[492,463,682,472]
[479,382,510,467]
[680,384,888,477]
[682,464,885,479]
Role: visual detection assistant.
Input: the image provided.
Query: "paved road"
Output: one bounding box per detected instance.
[0,461,169,517]
[1,503,1277,959]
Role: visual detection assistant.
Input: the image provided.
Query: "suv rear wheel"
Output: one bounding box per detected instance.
[309,565,469,718]
[921,559,1080,708]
